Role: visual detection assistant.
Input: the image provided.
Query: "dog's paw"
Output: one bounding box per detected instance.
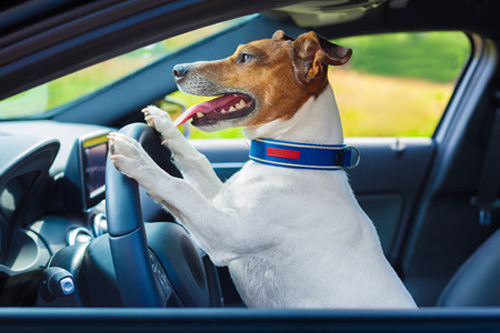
[142,105,178,140]
[108,132,155,180]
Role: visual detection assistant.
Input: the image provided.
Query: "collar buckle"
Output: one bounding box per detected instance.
[345,146,361,169]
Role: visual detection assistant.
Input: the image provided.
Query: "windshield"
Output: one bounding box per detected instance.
[0,18,245,119]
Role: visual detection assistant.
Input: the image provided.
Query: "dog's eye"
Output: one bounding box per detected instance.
[238,53,252,64]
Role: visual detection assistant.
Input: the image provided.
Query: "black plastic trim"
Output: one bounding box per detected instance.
[0,308,500,332]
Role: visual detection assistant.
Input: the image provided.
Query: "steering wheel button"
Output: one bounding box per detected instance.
[60,277,75,295]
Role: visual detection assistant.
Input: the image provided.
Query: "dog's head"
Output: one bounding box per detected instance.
[173,30,352,131]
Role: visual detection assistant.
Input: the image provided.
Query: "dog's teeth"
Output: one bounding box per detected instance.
[196,112,204,118]
[220,109,227,114]
[235,100,244,110]
[229,106,236,112]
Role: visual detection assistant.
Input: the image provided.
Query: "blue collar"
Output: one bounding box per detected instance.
[249,138,360,171]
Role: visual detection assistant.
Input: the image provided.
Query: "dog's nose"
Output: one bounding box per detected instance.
[173,64,189,79]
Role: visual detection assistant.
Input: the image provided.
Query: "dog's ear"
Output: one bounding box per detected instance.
[292,31,352,82]
[272,30,295,41]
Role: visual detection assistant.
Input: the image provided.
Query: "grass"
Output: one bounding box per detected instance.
[0,31,471,138]
[331,69,454,137]
[333,32,470,83]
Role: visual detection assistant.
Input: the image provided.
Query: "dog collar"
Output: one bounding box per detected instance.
[249,138,360,171]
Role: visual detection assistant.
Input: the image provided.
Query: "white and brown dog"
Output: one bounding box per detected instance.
[108,30,417,308]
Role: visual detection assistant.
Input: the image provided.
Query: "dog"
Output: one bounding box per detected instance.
[108,30,417,309]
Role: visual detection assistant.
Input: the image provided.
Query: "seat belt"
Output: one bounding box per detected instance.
[472,93,500,225]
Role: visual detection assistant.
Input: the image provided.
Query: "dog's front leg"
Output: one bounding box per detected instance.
[142,105,222,199]
[109,132,256,265]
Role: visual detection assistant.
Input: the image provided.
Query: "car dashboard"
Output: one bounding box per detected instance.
[0,120,114,283]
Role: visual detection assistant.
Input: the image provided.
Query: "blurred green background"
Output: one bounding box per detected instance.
[335,32,469,83]
[0,28,470,138]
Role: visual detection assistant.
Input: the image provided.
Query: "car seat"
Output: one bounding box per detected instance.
[437,228,500,306]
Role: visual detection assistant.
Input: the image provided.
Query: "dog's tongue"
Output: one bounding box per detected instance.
[173,94,240,127]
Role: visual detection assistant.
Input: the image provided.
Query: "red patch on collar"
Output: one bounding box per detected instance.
[266,147,301,160]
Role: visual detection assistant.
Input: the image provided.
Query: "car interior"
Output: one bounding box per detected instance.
[0,0,500,331]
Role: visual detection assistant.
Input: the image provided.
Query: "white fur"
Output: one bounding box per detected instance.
[109,84,417,309]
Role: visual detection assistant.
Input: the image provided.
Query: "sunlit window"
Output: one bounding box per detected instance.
[332,32,470,137]
[0,19,243,119]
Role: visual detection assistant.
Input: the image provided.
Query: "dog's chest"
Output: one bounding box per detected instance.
[212,162,382,307]
[213,161,349,220]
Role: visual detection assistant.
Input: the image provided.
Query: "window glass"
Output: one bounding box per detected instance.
[166,31,470,139]
[0,18,244,119]
[332,32,470,137]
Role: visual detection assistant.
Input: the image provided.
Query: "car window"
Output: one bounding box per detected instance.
[0,18,245,119]
[332,32,471,137]
[165,31,470,139]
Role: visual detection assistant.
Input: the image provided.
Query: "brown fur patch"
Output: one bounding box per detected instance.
[187,32,350,127]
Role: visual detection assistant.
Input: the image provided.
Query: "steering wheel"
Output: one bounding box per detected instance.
[105,123,221,307]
